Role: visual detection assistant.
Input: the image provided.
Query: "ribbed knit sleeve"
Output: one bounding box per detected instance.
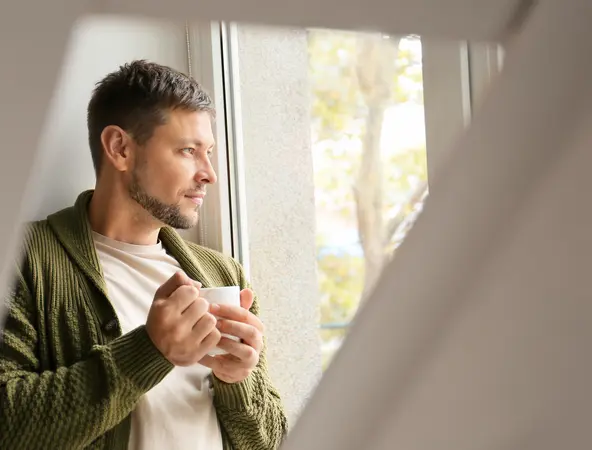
[0,266,174,450]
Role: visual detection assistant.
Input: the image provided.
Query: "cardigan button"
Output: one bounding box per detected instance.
[103,318,118,333]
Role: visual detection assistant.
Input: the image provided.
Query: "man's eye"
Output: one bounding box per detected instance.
[207,151,213,159]
[182,148,195,155]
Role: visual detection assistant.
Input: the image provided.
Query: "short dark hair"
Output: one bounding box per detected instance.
[87,59,214,175]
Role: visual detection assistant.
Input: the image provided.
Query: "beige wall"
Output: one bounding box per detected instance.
[30,16,190,222]
[236,25,322,424]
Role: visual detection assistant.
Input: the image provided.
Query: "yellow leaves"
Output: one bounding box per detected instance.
[311,30,428,367]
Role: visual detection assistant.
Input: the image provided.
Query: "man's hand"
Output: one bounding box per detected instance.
[199,289,264,383]
[146,271,221,366]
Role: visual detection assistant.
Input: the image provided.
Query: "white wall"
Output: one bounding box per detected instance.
[30,15,190,222]
[236,24,322,423]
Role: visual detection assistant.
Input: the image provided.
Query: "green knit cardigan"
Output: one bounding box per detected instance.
[0,191,287,449]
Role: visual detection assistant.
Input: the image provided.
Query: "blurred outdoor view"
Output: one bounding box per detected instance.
[308,30,428,368]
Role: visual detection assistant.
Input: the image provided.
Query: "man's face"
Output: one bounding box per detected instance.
[127,109,217,229]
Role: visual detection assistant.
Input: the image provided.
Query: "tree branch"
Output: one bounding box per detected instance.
[383,180,428,247]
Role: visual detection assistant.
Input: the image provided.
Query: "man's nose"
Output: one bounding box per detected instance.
[195,159,217,185]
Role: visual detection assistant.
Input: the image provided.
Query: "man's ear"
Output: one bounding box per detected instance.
[100,125,134,172]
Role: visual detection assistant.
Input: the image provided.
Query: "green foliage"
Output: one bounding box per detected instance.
[308,30,362,142]
[318,252,365,326]
[308,30,423,141]
[384,146,428,221]
[308,29,428,367]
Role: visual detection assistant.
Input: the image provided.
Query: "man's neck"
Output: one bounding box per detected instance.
[88,183,160,246]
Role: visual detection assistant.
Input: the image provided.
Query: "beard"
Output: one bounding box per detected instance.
[128,169,198,230]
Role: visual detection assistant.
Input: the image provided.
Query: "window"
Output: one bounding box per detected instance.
[308,30,428,368]
[218,23,503,416]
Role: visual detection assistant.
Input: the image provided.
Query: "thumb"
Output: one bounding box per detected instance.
[240,288,254,311]
[154,271,192,299]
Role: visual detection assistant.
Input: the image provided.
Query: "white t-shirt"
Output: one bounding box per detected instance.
[93,232,223,450]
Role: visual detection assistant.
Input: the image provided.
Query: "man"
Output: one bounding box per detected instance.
[0,60,287,449]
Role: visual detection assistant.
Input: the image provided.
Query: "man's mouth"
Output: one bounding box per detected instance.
[185,192,206,206]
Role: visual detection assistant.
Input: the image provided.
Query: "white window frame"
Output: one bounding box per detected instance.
[422,39,503,181]
[219,22,251,275]
[186,22,237,258]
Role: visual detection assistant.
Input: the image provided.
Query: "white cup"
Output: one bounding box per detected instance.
[200,286,241,356]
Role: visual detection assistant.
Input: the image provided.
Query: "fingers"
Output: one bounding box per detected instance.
[198,350,255,383]
[191,312,219,342]
[217,337,260,365]
[154,271,192,299]
[201,328,221,349]
[216,319,263,351]
[167,285,200,312]
[180,297,209,327]
[199,352,247,372]
[197,312,262,383]
[210,304,264,333]
[148,276,225,367]
[239,288,254,311]
[198,354,216,369]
